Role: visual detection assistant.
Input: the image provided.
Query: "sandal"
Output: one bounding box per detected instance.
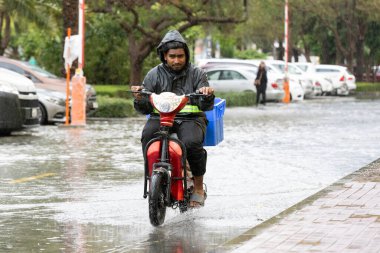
[189,192,207,207]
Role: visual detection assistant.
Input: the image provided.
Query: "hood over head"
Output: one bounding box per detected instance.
[157,30,190,65]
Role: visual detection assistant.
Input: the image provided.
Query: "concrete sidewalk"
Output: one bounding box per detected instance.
[218,158,380,253]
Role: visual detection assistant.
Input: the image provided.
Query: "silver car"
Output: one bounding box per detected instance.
[36,88,67,125]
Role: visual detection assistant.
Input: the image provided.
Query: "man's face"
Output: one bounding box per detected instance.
[164,48,186,71]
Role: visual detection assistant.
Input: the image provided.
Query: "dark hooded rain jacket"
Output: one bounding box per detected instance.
[134,30,214,118]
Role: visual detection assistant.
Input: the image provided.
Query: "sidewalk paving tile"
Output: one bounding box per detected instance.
[217,158,380,253]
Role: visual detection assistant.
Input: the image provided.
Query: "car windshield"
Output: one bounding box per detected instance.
[271,63,303,75]
[296,65,308,72]
[271,63,285,73]
[21,62,59,78]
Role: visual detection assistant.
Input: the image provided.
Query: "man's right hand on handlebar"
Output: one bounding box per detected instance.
[131,85,143,100]
[198,86,214,96]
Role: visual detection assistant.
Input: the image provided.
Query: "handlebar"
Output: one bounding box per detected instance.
[130,89,152,96]
[130,89,209,98]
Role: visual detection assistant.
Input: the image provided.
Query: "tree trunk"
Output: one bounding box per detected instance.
[0,14,10,55]
[292,48,299,62]
[128,35,156,85]
[62,0,79,74]
[277,38,284,60]
[63,0,79,36]
[303,41,311,62]
[320,33,330,64]
[355,17,367,81]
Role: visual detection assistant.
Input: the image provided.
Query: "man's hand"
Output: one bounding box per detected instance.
[198,86,214,96]
[131,85,143,100]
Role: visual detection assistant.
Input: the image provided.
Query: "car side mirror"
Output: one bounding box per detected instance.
[25,74,33,80]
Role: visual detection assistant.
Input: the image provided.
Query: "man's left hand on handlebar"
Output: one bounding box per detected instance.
[198,87,214,96]
[131,85,143,100]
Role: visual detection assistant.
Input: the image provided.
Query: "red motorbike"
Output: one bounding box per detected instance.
[135,90,207,226]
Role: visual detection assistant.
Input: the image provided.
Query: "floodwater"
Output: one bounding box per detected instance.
[0,96,380,252]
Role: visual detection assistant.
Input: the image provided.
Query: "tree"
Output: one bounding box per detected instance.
[90,0,247,85]
[0,0,51,56]
[300,0,380,76]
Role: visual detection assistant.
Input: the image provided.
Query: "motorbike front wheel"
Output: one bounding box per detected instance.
[149,173,167,226]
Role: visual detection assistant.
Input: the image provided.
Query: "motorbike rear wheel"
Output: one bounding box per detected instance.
[149,173,167,226]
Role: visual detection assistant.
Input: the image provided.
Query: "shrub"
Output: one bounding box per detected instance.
[92,96,138,118]
[89,89,257,118]
[356,82,380,92]
[215,91,256,107]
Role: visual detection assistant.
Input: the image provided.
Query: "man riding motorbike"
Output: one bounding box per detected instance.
[131,30,214,207]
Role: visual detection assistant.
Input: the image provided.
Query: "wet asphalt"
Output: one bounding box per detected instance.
[0,96,380,252]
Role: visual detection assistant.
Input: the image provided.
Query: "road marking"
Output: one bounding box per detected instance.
[10,172,57,184]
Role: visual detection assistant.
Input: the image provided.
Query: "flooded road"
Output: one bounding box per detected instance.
[1,97,380,252]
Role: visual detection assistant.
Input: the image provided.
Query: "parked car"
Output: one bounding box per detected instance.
[265,60,314,98]
[0,83,23,135]
[314,65,356,95]
[288,63,322,96]
[37,88,67,125]
[198,58,259,72]
[0,56,98,123]
[0,67,40,132]
[205,66,285,102]
[199,58,304,101]
[292,62,333,95]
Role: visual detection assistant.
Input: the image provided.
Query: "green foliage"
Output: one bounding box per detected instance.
[85,14,130,84]
[4,0,380,85]
[356,82,380,92]
[94,84,132,99]
[215,91,256,107]
[13,30,63,75]
[366,22,380,65]
[92,96,138,118]
[234,49,267,60]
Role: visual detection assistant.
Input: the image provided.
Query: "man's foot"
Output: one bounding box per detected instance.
[190,191,206,208]
[190,175,206,207]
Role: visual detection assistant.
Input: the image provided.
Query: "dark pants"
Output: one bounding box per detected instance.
[256,88,266,105]
[141,118,207,177]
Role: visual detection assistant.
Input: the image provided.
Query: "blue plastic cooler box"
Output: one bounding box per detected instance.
[203,97,226,146]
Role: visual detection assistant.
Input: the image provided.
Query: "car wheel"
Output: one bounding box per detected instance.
[38,103,48,125]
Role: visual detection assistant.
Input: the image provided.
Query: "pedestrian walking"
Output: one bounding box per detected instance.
[254,61,268,106]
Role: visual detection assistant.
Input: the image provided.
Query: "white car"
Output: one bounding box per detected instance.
[292,62,333,95]
[199,58,304,101]
[198,58,259,71]
[205,66,285,102]
[265,60,314,98]
[314,64,356,95]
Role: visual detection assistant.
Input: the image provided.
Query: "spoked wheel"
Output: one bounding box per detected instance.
[149,173,167,226]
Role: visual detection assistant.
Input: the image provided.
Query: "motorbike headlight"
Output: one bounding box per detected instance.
[151,92,185,113]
